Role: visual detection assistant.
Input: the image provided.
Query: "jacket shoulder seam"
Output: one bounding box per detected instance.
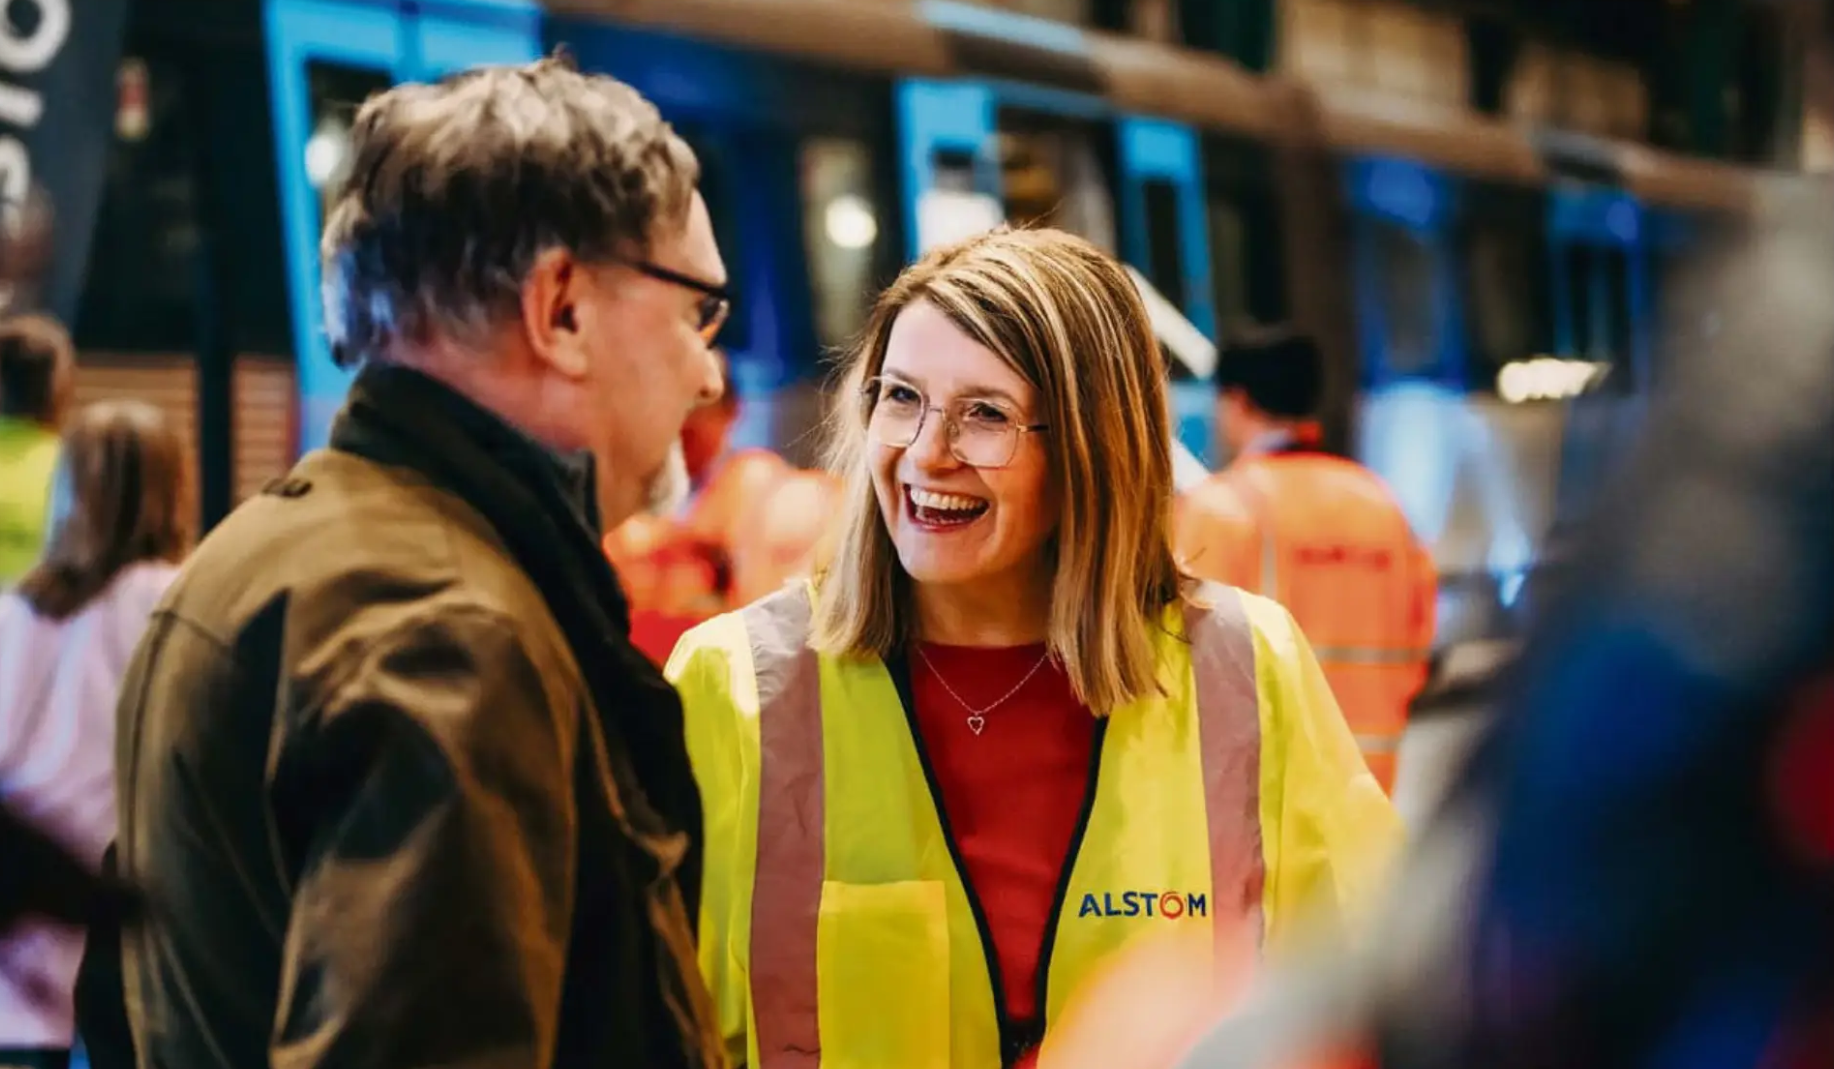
[302,600,569,725]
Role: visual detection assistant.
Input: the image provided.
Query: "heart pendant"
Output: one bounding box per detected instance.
[967,714,986,736]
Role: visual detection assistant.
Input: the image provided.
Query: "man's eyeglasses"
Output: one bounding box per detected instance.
[861,376,1049,470]
[631,261,732,344]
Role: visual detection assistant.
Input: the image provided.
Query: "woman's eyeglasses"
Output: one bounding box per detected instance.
[630,261,732,344]
[861,376,1048,470]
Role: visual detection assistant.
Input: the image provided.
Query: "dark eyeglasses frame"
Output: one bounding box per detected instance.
[630,260,732,343]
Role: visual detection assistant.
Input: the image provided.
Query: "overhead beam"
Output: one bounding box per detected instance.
[542,0,1761,212]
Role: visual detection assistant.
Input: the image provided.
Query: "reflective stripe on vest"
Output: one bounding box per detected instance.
[745,589,823,1068]
[1182,585,1269,962]
[739,586,1262,1067]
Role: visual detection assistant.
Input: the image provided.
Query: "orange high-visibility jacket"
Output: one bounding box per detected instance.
[601,451,775,660]
[728,467,843,607]
[680,448,794,550]
[605,449,795,613]
[604,450,830,661]
[1174,451,1436,791]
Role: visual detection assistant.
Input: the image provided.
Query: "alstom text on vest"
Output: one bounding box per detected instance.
[1077,891,1209,919]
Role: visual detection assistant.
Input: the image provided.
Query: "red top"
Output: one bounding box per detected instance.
[909,641,1097,1062]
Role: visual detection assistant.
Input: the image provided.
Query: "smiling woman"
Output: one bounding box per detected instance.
[667,227,1403,1069]
[860,348,1055,593]
[820,228,1180,699]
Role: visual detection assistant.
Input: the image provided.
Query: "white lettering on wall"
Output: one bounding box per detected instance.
[0,0,74,235]
[0,0,69,72]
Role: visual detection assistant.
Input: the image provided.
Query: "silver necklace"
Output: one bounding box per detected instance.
[916,646,1052,736]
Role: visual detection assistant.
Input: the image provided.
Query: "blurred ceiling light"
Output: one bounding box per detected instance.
[1496,356,1610,404]
[824,194,878,250]
[304,117,349,190]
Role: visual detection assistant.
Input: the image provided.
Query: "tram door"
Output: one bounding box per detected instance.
[1546,185,1650,520]
[1347,156,1467,555]
[265,0,541,454]
[897,79,1214,458]
[1347,156,1538,639]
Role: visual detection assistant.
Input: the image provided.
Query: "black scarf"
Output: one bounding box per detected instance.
[327,363,704,910]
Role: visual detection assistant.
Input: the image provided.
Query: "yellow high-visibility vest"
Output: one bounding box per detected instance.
[0,417,59,584]
[668,583,1401,1069]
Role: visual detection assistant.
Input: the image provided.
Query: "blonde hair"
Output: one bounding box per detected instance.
[812,228,1186,713]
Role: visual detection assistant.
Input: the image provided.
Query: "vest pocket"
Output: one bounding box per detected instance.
[815,880,951,1069]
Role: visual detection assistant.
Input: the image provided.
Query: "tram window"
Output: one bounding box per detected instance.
[934,148,979,194]
[672,125,750,353]
[1140,178,1185,315]
[1206,138,1287,330]
[1601,248,1635,394]
[800,137,887,349]
[996,108,1118,254]
[304,62,391,227]
[1372,222,1439,378]
[1464,219,1551,394]
[1559,244,1635,396]
[1559,245,1588,358]
[1208,198,1252,330]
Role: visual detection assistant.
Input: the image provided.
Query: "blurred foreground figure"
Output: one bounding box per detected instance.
[112,58,728,1069]
[1054,178,1834,1069]
[1175,330,1435,791]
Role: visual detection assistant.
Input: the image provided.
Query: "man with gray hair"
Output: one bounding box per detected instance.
[110,57,728,1068]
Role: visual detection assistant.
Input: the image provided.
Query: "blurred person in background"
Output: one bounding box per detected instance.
[0,317,75,586]
[610,437,729,662]
[1175,329,1435,793]
[0,401,191,1069]
[110,57,727,1069]
[676,347,790,543]
[668,228,1399,1069]
[606,348,765,661]
[608,347,841,662]
[725,463,842,606]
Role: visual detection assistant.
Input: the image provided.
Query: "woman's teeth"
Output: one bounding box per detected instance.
[910,488,985,512]
[908,486,990,526]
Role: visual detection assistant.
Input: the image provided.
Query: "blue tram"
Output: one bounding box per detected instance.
[73,0,1760,644]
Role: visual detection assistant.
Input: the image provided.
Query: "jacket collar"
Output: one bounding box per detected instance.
[337,362,604,535]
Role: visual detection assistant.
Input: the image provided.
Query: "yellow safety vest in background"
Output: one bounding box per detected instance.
[0,417,59,585]
[667,583,1401,1069]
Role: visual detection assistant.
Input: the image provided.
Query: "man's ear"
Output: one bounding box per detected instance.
[521,248,589,378]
